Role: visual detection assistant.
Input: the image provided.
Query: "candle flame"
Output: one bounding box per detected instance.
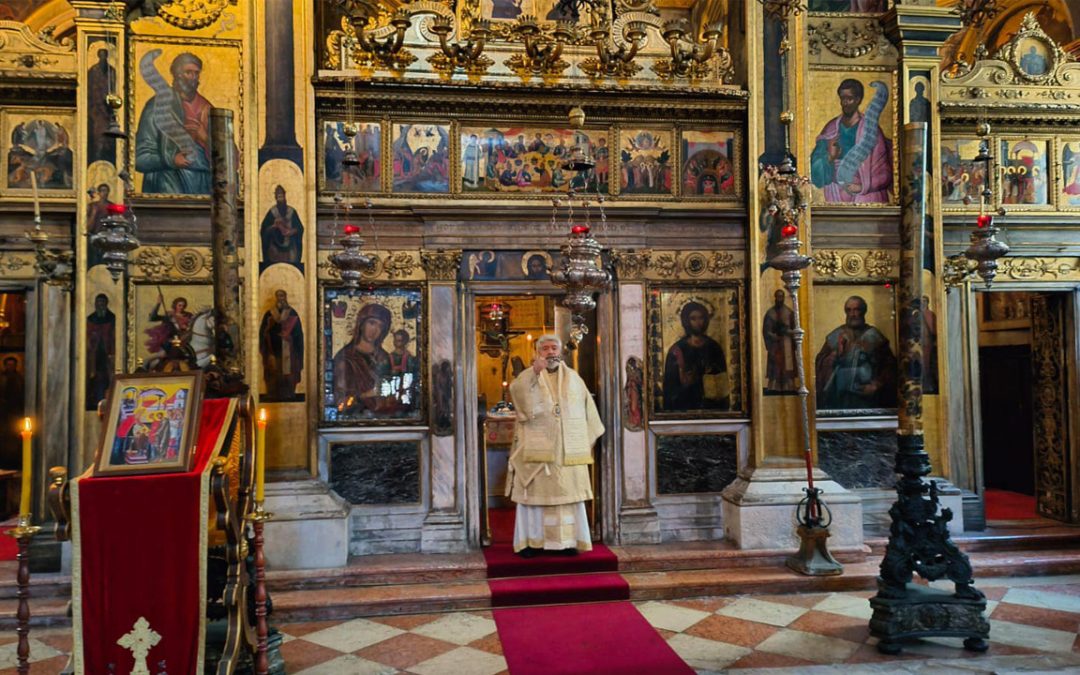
[22,417,31,433]
[258,408,268,423]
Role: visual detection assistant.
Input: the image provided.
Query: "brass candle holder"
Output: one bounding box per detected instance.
[5,515,41,675]
[245,502,273,675]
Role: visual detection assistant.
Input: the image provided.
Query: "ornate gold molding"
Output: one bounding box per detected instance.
[131,247,213,281]
[317,250,426,281]
[0,20,77,79]
[807,18,897,66]
[812,249,898,281]
[420,249,462,281]
[383,251,420,279]
[0,252,35,278]
[154,0,236,31]
[610,249,651,281]
[944,255,1080,286]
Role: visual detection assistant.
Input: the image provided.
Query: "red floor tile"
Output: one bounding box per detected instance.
[684,614,779,648]
[991,601,1080,633]
[354,632,457,670]
[789,610,871,644]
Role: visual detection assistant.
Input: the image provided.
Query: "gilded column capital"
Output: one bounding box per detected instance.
[420,249,463,281]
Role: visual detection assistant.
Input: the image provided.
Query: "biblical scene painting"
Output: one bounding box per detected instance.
[680,130,738,199]
[95,372,203,477]
[1000,139,1049,207]
[941,138,990,209]
[1017,37,1052,77]
[812,284,898,414]
[1060,141,1080,207]
[392,123,450,194]
[459,125,609,194]
[320,119,382,193]
[477,0,575,22]
[808,71,896,205]
[808,0,889,11]
[130,39,242,197]
[647,285,744,417]
[619,129,673,196]
[322,286,424,424]
[128,283,215,372]
[460,250,561,280]
[1,108,75,197]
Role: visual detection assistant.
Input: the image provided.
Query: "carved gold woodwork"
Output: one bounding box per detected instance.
[131,247,214,282]
[610,249,651,280]
[940,13,1080,111]
[807,18,897,67]
[944,256,1080,286]
[317,250,431,281]
[153,0,237,31]
[614,249,744,281]
[0,21,76,79]
[0,252,35,278]
[812,249,898,282]
[420,249,463,281]
[1030,294,1069,521]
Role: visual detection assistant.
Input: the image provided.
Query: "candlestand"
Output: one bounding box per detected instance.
[245,503,274,674]
[5,516,41,674]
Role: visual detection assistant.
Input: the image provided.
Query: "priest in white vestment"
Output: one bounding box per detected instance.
[505,334,605,556]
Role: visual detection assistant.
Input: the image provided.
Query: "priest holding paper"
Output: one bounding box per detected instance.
[506,334,604,557]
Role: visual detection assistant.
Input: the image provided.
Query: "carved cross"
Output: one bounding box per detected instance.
[117,617,161,675]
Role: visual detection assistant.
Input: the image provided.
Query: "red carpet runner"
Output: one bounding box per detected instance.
[985,488,1038,520]
[485,508,691,674]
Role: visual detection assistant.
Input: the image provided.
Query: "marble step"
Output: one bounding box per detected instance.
[866,525,1080,556]
[1,546,1077,629]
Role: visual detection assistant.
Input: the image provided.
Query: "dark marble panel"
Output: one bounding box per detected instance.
[818,430,897,489]
[657,434,738,495]
[330,441,421,505]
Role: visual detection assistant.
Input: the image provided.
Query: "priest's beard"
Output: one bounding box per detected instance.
[545,357,561,372]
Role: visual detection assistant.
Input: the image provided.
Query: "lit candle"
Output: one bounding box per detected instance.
[30,172,41,223]
[19,418,32,518]
[256,408,267,503]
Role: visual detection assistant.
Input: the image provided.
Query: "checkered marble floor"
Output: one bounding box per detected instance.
[3,574,1080,674]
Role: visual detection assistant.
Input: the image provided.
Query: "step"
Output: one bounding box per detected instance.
[490,572,629,607]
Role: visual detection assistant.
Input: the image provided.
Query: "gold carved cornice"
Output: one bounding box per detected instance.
[812,249,897,281]
[383,251,420,279]
[420,249,462,281]
[944,255,1080,287]
[317,250,425,281]
[0,251,34,278]
[153,0,236,31]
[619,249,744,281]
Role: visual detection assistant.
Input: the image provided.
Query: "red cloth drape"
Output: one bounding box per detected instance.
[75,398,233,673]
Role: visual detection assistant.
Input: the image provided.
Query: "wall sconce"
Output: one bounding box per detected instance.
[653,20,722,80]
[336,0,415,70]
[507,16,574,76]
[581,20,647,79]
[428,15,493,75]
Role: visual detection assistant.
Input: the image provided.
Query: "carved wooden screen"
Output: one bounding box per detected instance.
[1030,294,1073,521]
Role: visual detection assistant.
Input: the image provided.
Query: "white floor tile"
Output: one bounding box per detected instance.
[411,612,499,646]
[409,646,508,675]
[301,617,404,653]
[638,601,712,632]
[665,633,751,671]
[717,598,809,627]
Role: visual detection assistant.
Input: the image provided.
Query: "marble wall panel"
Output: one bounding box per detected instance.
[330,441,421,505]
[818,430,897,489]
[656,433,738,494]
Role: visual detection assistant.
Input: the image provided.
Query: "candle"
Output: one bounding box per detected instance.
[256,408,267,503]
[30,172,41,223]
[19,418,32,518]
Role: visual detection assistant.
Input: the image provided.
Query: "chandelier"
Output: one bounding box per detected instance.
[963,123,1009,287]
[549,107,611,346]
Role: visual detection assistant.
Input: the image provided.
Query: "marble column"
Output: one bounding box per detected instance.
[420,251,467,553]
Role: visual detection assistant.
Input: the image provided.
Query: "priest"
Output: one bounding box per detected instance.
[506,334,604,557]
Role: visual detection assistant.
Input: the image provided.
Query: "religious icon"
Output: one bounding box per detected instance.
[459,125,607,194]
[521,251,553,280]
[940,138,989,208]
[86,42,117,165]
[1000,139,1049,206]
[762,289,798,395]
[809,75,894,205]
[86,293,116,411]
[648,286,745,417]
[260,185,304,272]
[86,183,117,267]
[808,0,888,11]
[129,283,215,371]
[813,288,898,412]
[680,130,738,198]
[323,286,424,424]
[130,39,242,196]
[1062,141,1080,207]
[1018,39,1050,77]
[259,289,304,402]
[392,123,450,194]
[619,129,673,196]
[94,372,203,476]
[1,109,75,195]
[623,356,644,432]
[321,120,381,193]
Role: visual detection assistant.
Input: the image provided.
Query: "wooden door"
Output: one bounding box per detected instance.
[1030,294,1074,521]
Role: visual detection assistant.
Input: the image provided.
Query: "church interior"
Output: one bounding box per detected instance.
[0,0,1079,672]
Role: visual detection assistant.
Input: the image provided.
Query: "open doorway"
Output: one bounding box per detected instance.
[977,290,1076,523]
[0,291,27,519]
[475,293,600,547]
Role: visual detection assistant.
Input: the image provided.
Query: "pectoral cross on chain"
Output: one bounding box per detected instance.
[117,617,162,675]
